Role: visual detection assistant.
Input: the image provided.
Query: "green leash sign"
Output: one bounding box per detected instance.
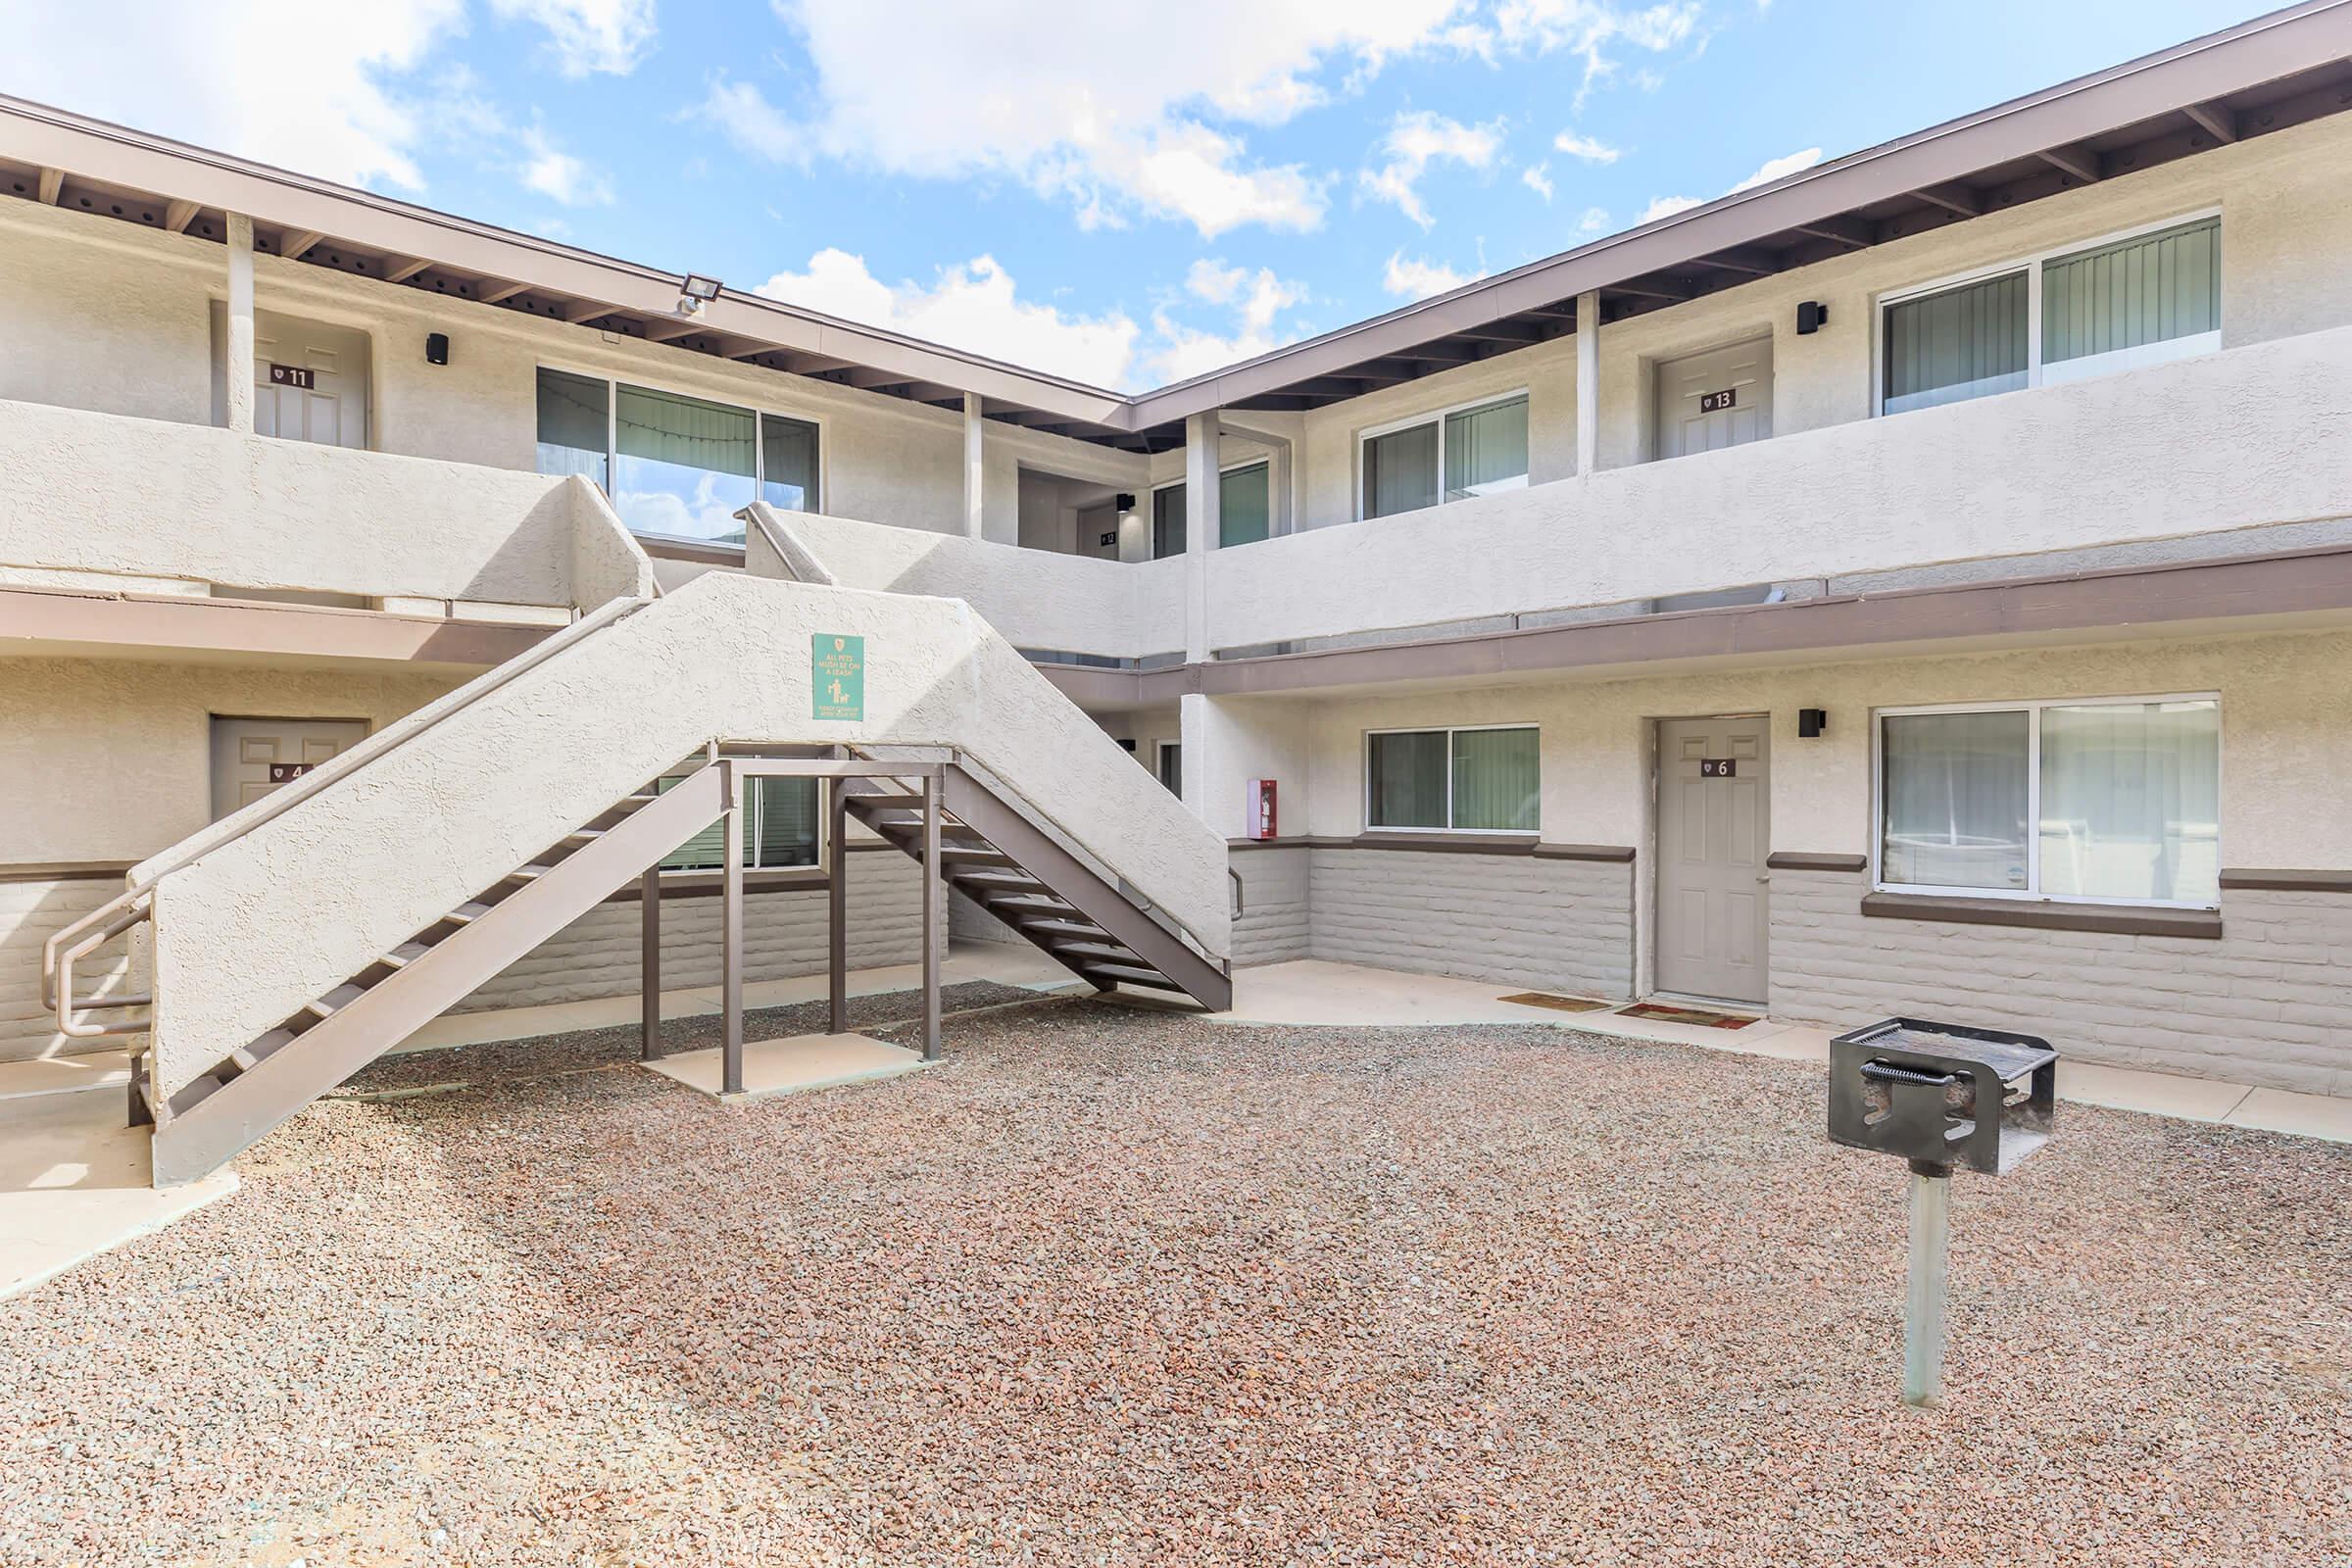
[811,633,864,721]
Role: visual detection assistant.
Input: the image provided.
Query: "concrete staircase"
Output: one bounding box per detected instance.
[46,572,1233,1187]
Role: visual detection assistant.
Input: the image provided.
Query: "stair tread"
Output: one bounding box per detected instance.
[1020,917,1111,939]
[385,942,431,966]
[505,862,555,881]
[1081,962,1185,991]
[446,902,492,923]
[955,869,1043,887]
[1049,941,1138,962]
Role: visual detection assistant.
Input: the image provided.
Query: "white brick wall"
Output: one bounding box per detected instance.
[1305,848,1634,999]
[1230,847,1310,965]
[1771,868,2352,1096]
[458,852,925,1011]
[0,874,139,1062]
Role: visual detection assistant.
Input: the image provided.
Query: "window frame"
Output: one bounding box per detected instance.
[1361,721,1541,836]
[652,772,830,877]
[1154,740,1183,796]
[1870,691,2222,910]
[1352,388,1531,522]
[1871,209,2223,417]
[533,362,829,547]
[1148,457,1279,560]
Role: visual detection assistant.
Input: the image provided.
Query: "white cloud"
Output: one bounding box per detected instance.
[760,0,1477,236]
[1359,109,1504,229]
[1728,145,1822,192]
[1578,205,1612,234]
[757,249,1141,389]
[1551,129,1620,164]
[690,76,808,166]
[1521,163,1554,202]
[1639,146,1823,225]
[1151,261,1308,382]
[490,0,657,75]
[517,124,612,204]
[0,0,466,189]
[1491,0,1701,109]
[1384,249,1486,301]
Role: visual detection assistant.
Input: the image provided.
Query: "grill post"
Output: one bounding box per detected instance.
[920,771,942,1061]
[829,776,849,1037]
[720,760,744,1097]
[1903,1162,1952,1407]
[639,865,661,1061]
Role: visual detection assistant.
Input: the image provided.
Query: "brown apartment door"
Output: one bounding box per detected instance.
[1655,715,1770,1004]
[210,717,369,820]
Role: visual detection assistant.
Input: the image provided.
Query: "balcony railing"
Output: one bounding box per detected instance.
[0,398,654,612]
[1203,323,2352,653]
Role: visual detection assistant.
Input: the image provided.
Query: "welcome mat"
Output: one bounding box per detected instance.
[1497,991,1613,1013]
[1615,1002,1759,1030]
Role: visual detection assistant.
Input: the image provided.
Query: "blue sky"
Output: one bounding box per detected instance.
[2,0,2267,390]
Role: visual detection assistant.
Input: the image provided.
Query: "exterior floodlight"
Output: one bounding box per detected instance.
[678,274,724,316]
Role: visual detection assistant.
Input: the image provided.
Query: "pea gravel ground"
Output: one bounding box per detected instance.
[3,996,2345,1567]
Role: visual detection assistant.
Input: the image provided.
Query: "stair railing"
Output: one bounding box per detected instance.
[43,594,655,1040]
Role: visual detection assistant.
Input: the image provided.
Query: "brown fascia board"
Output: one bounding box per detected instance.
[0,586,552,667]
[1154,542,2352,701]
[1124,0,2352,426]
[3,0,2348,435]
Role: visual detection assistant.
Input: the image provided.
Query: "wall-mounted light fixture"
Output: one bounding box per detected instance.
[1796,300,1829,335]
[424,331,449,367]
[1797,708,1828,738]
[677,273,723,317]
[1114,492,1137,513]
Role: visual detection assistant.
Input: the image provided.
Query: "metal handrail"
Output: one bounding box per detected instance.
[44,593,655,1037]
[1229,866,1246,918]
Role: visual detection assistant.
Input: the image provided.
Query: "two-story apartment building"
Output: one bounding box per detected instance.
[7,1,2352,1166]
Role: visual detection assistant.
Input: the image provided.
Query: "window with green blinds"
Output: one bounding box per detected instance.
[1883,271,2029,416]
[1152,484,1186,559]
[656,776,819,871]
[2042,217,2219,368]
[1367,726,1539,832]
[1219,463,1270,547]
[1443,396,1529,503]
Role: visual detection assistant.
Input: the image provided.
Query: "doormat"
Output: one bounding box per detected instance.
[1497,991,1613,1013]
[1615,1002,1758,1030]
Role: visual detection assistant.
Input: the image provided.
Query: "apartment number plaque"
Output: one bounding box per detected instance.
[811,633,865,722]
[268,762,318,783]
[268,364,317,390]
[1699,759,1738,778]
[1698,387,1737,414]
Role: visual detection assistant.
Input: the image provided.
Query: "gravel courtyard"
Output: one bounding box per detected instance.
[3,996,2345,1567]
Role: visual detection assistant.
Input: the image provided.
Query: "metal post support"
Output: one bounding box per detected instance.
[829,777,849,1037]
[1903,1162,1952,1407]
[640,866,662,1061]
[721,761,745,1096]
[921,771,942,1061]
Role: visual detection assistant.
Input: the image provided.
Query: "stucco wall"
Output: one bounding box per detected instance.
[0,398,649,606]
[1206,321,2352,649]
[1228,847,1310,966]
[1285,628,2352,870]
[0,872,139,1064]
[0,196,1131,542]
[1772,867,2352,1096]
[1281,109,2352,530]
[766,511,1190,660]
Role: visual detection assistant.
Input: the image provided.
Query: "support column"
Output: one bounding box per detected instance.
[1178,691,1210,822]
[225,213,256,436]
[720,763,745,1096]
[1182,409,1220,662]
[920,771,942,1061]
[639,866,662,1061]
[828,778,849,1036]
[962,392,986,540]
[1574,289,1599,478]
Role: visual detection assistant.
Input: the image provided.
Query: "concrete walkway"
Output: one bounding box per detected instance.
[1218,958,2352,1143]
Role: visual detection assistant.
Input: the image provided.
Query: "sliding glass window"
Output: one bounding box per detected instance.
[1880,215,2220,416]
[1150,462,1273,558]
[1359,393,1528,520]
[1366,725,1539,833]
[1877,696,2219,906]
[534,368,821,547]
[655,776,820,872]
